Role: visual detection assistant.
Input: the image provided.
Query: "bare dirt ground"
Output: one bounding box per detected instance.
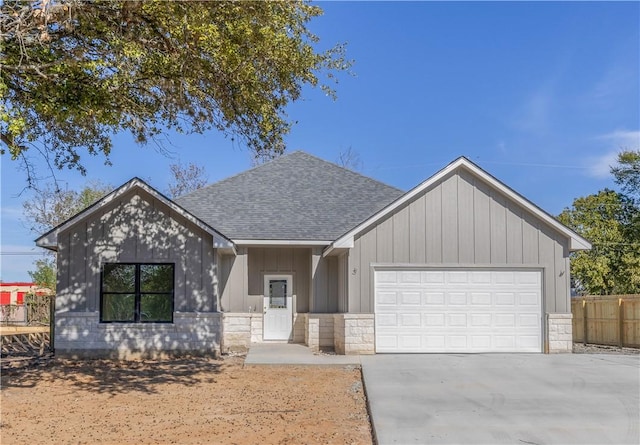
[0,355,372,445]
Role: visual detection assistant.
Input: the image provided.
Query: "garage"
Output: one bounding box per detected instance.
[374,268,542,353]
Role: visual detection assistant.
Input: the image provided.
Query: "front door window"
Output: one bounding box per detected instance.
[269,279,287,308]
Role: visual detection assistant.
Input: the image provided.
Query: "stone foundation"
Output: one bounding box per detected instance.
[221,312,264,352]
[547,313,573,353]
[55,310,568,356]
[292,313,306,343]
[55,311,222,358]
[304,314,335,351]
[334,314,375,355]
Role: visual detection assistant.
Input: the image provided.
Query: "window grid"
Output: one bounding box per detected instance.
[100,263,174,323]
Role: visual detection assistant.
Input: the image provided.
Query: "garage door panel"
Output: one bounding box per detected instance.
[422,271,445,284]
[495,313,516,327]
[447,313,467,326]
[496,293,516,305]
[518,313,540,327]
[424,335,446,348]
[495,271,516,284]
[448,292,467,305]
[470,313,492,327]
[400,291,421,305]
[518,336,541,349]
[469,271,492,284]
[375,269,542,353]
[448,335,468,348]
[519,292,539,306]
[494,336,516,348]
[376,271,398,284]
[470,292,491,305]
[400,313,421,327]
[399,335,421,349]
[376,335,398,349]
[424,313,445,326]
[518,272,541,285]
[400,271,421,283]
[377,291,397,305]
[471,336,491,348]
[377,313,397,326]
[424,292,445,304]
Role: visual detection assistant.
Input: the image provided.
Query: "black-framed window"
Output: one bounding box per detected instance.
[100,263,174,323]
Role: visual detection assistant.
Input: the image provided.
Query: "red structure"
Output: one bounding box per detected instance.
[0,282,50,305]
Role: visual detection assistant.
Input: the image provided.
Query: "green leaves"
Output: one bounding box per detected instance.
[611,150,640,202]
[1,1,350,179]
[559,189,640,295]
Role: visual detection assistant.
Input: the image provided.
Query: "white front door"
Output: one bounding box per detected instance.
[263,275,293,341]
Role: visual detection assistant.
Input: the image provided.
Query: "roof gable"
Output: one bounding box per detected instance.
[176,151,404,241]
[328,157,591,254]
[36,178,232,251]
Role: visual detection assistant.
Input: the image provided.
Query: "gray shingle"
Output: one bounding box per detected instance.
[175,151,404,241]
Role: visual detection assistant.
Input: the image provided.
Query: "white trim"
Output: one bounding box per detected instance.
[35,178,233,251]
[263,274,294,341]
[328,157,591,254]
[233,239,332,246]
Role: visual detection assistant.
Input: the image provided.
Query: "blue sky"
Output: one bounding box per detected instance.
[1,1,639,281]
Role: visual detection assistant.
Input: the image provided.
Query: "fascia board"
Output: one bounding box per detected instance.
[233,239,332,247]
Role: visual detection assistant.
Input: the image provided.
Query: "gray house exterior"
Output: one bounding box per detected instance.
[37,152,590,357]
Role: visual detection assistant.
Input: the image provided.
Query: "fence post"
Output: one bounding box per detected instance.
[49,295,55,353]
[582,299,588,346]
[618,298,624,348]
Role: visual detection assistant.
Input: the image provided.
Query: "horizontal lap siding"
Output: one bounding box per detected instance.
[57,190,217,314]
[348,170,570,313]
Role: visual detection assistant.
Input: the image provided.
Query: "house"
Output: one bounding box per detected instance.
[36,151,591,357]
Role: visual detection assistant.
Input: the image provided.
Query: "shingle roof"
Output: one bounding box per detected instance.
[175,151,404,241]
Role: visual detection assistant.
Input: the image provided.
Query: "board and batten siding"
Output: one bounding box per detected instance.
[219,247,339,314]
[220,247,312,313]
[56,189,218,314]
[347,169,570,313]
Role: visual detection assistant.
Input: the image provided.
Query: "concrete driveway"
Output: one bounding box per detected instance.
[361,354,640,445]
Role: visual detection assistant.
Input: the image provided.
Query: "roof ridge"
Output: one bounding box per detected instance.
[293,151,404,193]
[178,150,298,199]
[178,150,403,200]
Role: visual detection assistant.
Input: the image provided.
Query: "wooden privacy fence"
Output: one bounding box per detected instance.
[572,295,640,348]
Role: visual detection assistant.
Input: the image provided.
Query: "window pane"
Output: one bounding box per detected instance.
[102,294,135,322]
[140,294,172,322]
[103,264,135,292]
[140,265,173,292]
[269,280,287,308]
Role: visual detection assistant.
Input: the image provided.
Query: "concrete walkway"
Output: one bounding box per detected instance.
[244,342,361,366]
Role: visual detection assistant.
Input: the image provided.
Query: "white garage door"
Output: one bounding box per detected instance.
[375,269,542,353]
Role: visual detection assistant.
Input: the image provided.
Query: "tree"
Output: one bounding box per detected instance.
[1,1,350,184]
[24,180,112,292]
[558,189,640,295]
[28,257,56,292]
[611,150,640,202]
[167,161,208,198]
[337,146,362,171]
[22,180,112,235]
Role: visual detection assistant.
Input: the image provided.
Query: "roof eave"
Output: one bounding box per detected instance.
[233,239,333,247]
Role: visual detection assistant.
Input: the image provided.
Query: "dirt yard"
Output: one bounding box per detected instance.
[0,355,372,445]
